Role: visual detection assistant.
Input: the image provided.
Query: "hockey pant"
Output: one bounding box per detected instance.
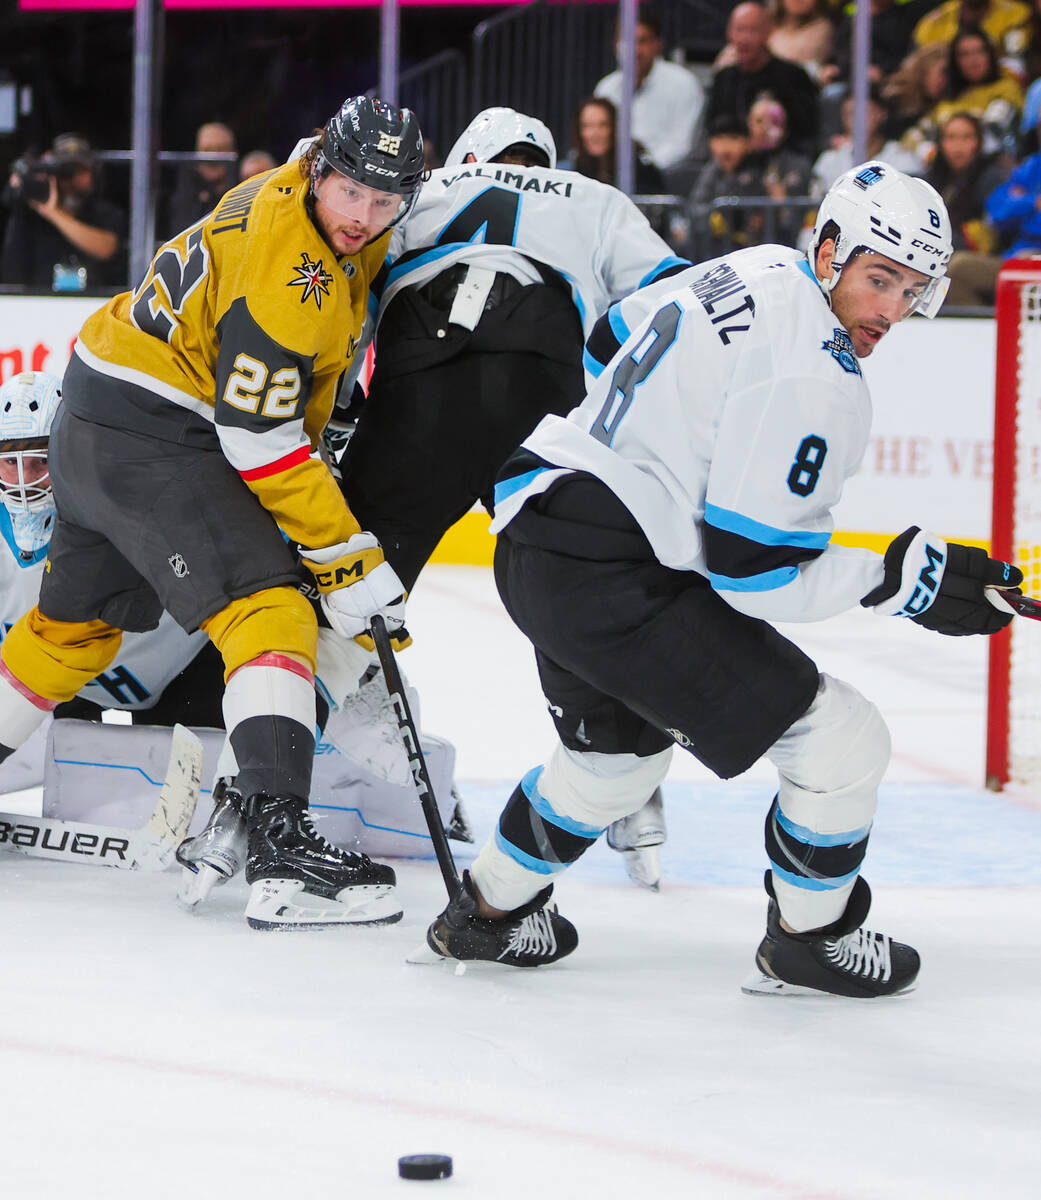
[471,674,889,931]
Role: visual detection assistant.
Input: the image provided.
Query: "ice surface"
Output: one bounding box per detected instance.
[3,566,1039,1199]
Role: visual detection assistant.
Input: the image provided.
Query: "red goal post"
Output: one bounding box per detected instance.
[987,256,1041,789]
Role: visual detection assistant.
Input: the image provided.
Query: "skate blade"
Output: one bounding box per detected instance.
[741,970,919,999]
[245,878,403,930]
[406,941,455,966]
[177,862,230,910]
[621,846,662,891]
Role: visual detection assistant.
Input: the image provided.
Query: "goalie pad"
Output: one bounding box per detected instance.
[39,717,458,860]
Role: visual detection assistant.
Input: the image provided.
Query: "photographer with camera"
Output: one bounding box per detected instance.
[1,133,127,292]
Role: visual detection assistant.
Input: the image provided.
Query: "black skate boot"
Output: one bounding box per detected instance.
[419,870,578,968]
[244,793,402,930]
[176,778,248,908]
[743,875,920,998]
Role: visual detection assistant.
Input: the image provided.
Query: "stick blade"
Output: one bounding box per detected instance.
[139,724,203,869]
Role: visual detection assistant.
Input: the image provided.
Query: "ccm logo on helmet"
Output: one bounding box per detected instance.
[911,238,945,256]
[365,163,401,178]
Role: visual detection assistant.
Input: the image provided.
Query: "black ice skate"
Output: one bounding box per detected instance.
[742,876,920,998]
[416,870,578,968]
[176,778,248,908]
[244,793,402,930]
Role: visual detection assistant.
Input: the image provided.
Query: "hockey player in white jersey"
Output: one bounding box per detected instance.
[419,162,1024,993]
[337,107,689,887]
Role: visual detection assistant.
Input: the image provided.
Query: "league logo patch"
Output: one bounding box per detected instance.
[853,164,885,190]
[821,328,861,376]
[168,553,190,578]
[288,252,333,309]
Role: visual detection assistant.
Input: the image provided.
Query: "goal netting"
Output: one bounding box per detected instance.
[987,257,1041,789]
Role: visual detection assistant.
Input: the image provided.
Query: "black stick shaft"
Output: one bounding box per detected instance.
[369,615,463,899]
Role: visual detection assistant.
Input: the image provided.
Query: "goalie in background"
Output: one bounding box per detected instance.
[420,163,1024,995]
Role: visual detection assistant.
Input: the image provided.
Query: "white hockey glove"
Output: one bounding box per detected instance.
[861,526,1022,636]
[302,534,407,643]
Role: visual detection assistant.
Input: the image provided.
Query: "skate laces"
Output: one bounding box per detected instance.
[824,928,892,982]
[300,812,372,867]
[499,906,558,961]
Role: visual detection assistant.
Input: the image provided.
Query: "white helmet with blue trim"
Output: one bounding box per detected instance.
[444,107,557,169]
[0,370,62,556]
[810,161,953,318]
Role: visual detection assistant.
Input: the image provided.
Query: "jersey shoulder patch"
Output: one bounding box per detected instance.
[820,328,861,377]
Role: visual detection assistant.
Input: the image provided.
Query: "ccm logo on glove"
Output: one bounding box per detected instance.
[862,526,1023,636]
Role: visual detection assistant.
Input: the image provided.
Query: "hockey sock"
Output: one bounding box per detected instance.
[764,796,872,932]
[223,654,316,801]
[0,658,58,759]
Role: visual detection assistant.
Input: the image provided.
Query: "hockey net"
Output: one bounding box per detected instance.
[987,257,1041,789]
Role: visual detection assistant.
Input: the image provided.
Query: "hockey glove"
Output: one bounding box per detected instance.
[861,526,1022,636]
[302,534,407,642]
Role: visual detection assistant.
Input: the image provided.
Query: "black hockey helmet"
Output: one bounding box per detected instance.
[313,96,425,226]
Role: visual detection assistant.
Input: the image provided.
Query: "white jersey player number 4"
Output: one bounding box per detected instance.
[0,724,202,870]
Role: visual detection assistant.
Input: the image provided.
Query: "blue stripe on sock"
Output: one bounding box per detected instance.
[520,766,605,839]
[775,808,873,848]
[769,862,862,891]
[494,826,561,875]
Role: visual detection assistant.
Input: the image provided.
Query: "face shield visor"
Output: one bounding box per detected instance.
[907,272,950,319]
[311,161,416,232]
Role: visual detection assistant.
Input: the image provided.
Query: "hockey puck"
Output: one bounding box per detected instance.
[398,1154,452,1181]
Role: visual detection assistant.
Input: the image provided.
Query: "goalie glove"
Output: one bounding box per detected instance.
[861,526,1022,636]
[302,533,406,641]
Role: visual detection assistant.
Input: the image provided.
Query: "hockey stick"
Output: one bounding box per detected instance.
[986,587,1041,621]
[0,723,203,871]
[369,616,475,919]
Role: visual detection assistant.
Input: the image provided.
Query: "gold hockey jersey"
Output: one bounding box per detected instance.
[69,160,387,550]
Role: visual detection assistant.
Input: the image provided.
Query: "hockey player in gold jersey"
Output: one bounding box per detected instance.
[0,96,426,929]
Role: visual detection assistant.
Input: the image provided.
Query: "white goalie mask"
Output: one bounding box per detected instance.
[0,371,62,557]
[810,161,953,318]
[444,107,557,169]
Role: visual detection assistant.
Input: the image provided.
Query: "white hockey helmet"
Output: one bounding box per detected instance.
[0,370,62,556]
[444,107,557,169]
[809,161,953,318]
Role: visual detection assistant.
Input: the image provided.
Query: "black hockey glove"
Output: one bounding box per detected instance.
[860,526,1023,636]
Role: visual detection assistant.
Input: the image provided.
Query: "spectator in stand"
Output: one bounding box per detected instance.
[901,28,1024,165]
[927,112,1009,250]
[912,0,1031,79]
[689,114,760,257]
[883,42,951,139]
[238,149,277,181]
[820,0,932,90]
[593,4,705,171]
[766,0,836,81]
[0,133,127,292]
[743,95,812,246]
[811,86,922,197]
[564,96,666,193]
[944,138,1040,303]
[706,2,821,160]
[165,121,237,236]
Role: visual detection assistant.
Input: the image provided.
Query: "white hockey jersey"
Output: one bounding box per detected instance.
[491,245,889,624]
[377,163,688,339]
[0,511,207,711]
